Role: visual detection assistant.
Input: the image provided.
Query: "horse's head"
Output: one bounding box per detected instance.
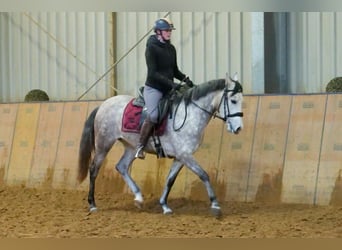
[218,73,244,134]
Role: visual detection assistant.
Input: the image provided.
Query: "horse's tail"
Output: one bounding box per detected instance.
[77,106,99,183]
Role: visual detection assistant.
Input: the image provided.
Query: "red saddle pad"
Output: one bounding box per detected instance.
[121,99,167,136]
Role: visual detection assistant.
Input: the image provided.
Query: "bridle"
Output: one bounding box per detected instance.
[191,82,244,122]
[172,80,243,131]
[216,85,244,121]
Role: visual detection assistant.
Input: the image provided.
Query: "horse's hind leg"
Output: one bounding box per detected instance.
[115,147,143,208]
[88,150,109,212]
[159,160,183,214]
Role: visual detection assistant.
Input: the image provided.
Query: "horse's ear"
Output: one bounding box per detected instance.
[225,72,229,84]
[225,73,232,89]
[226,72,239,88]
[232,72,238,81]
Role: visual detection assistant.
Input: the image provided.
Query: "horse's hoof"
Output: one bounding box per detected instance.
[163,209,173,215]
[134,193,144,209]
[89,206,98,213]
[134,200,143,209]
[162,205,173,215]
[210,207,222,218]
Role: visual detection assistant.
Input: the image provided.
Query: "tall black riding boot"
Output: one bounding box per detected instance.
[135,119,154,159]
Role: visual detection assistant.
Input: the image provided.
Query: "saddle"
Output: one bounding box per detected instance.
[121,86,172,136]
[121,85,191,158]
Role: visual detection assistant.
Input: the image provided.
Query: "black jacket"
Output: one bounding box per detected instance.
[145,35,186,95]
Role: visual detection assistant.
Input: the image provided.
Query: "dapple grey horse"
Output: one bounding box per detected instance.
[77,73,244,217]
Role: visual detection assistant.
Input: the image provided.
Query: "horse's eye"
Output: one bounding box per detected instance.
[231,100,237,104]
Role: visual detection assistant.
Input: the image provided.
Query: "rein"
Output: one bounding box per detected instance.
[191,86,243,122]
[172,84,243,131]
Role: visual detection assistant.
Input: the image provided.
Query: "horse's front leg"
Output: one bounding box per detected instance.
[115,148,144,208]
[159,159,183,214]
[181,156,222,218]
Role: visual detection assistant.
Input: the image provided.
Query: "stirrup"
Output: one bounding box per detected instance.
[135,146,145,159]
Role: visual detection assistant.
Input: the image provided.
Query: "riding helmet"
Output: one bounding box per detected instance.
[154,18,175,31]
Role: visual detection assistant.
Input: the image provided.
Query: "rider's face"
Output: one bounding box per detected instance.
[160,30,172,40]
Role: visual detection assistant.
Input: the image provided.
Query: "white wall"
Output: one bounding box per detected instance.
[0,12,113,102]
[288,12,342,93]
[115,12,265,96]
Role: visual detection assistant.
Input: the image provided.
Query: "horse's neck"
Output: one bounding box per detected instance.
[196,90,222,113]
[189,90,222,124]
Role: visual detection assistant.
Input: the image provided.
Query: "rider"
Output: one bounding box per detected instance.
[135,17,194,159]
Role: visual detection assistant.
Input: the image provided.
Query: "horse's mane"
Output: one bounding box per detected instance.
[133,79,239,109]
[179,79,226,106]
[190,79,226,100]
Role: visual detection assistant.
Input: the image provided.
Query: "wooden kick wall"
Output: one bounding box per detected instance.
[0,94,341,206]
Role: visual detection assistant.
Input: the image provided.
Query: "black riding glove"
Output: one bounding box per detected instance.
[184,76,195,87]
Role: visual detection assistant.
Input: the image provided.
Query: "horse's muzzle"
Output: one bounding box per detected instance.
[233,127,242,134]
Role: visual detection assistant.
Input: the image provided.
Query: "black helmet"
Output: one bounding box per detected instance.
[154,18,175,31]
